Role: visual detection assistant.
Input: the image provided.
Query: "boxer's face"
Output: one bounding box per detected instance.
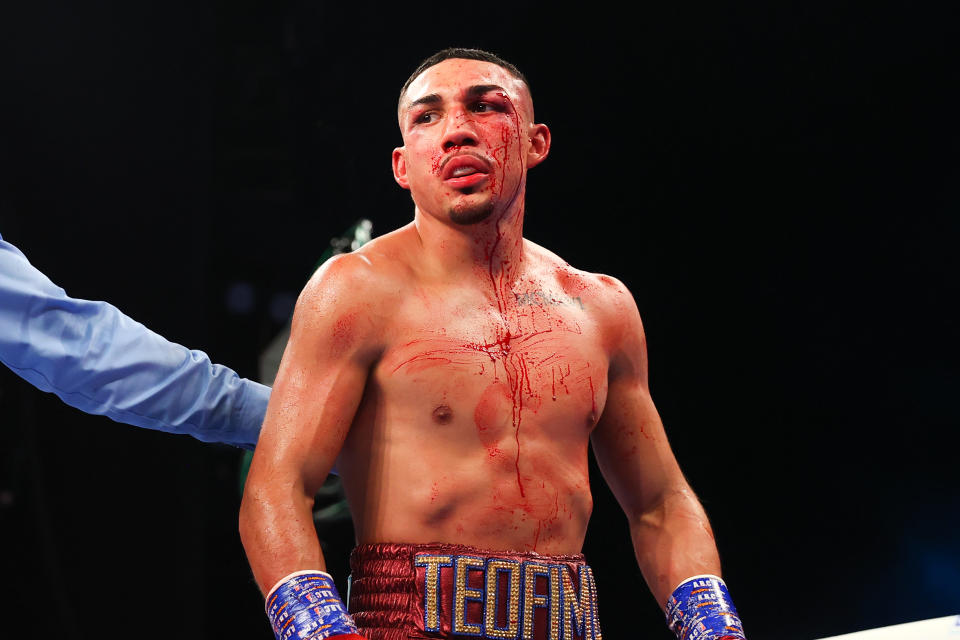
[393,59,549,226]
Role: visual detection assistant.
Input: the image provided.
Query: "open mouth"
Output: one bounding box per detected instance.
[449,165,483,178]
[445,170,488,189]
[441,154,492,188]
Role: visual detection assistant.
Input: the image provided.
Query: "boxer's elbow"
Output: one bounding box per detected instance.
[630,484,705,534]
[238,472,314,547]
[629,487,719,605]
[238,477,284,551]
[238,483,265,556]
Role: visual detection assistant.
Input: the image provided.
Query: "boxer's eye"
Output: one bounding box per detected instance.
[414,111,437,124]
[470,101,493,113]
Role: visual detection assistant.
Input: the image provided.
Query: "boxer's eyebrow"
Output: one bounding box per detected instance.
[405,84,508,114]
[407,93,442,111]
[465,84,506,98]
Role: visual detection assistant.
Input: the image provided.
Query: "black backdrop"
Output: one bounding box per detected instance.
[1,2,957,638]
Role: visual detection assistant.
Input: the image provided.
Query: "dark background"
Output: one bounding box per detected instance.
[1,1,957,638]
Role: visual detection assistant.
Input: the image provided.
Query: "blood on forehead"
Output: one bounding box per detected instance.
[398,58,535,125]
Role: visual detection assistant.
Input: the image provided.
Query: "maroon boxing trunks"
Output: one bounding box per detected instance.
[348,543,602,640]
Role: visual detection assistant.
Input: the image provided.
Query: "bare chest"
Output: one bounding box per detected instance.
[373,282,609,442]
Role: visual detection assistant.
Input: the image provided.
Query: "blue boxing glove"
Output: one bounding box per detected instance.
[665,574,746,640]
[265,571,365,640]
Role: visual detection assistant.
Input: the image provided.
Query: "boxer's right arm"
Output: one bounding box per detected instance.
[239,252,381,594]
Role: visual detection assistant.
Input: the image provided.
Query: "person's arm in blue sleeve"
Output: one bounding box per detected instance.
[0,232,269,449]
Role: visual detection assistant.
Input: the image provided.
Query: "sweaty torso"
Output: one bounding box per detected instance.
[336,226,614,555]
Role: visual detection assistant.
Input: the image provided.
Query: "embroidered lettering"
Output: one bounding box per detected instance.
[561,568,588,640]
[521,563,551,640]
[415,554,600,640]
[415,554,453,632]
[547,566,561,640]
[585,567,601,640]
[454,556,485,636]
[484,559,521,639]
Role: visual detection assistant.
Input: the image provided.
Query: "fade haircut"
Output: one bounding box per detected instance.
[398,47,531,112]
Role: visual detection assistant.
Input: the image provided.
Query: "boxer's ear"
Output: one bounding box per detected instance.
[392,147,410,189]
[526,123,551,169]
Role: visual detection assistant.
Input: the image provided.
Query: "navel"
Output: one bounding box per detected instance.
[432,404,454,425]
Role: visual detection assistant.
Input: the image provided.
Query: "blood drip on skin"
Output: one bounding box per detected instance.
[529,486,562,551]
[431,149,444,175]
[472,95,531,498]
[467,323,530,496]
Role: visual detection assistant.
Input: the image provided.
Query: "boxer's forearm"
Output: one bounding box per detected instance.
[239,481,328,595]
[629,486,722,609]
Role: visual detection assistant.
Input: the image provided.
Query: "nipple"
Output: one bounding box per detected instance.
[432,404,454,425]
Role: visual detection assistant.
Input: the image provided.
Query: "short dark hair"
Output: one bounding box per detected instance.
[398,47,531,111]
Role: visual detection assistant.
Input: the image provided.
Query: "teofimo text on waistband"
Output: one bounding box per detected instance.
[414,552,601,640]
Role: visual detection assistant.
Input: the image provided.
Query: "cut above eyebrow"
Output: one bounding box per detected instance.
[465,84,506,98]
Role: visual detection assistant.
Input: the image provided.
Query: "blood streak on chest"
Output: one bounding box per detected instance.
[467,327,530,497]
[466,99,529,495]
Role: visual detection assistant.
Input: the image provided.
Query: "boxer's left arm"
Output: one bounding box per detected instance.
[590,277,723,607]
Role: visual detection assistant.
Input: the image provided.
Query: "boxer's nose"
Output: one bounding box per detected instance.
[441,107,479,150]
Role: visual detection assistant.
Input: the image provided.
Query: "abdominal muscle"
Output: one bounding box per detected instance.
[338,407,595,556]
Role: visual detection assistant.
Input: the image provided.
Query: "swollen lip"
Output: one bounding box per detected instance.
[443,172,489,189]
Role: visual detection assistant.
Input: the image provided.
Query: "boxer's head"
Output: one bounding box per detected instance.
[392,48,550,226]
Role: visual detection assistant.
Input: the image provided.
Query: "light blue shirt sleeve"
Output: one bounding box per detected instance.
[0,232,269,449]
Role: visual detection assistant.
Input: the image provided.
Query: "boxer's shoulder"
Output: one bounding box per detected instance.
[526,239,641,330]
[581,273,644,366]
[290,244,410,362]
[301,234,412,306]
[530,244,645,374]
[525,239,628,293]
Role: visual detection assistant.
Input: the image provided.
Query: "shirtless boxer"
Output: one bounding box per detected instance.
[239,49,746,640]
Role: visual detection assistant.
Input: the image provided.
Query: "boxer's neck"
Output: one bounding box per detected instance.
[413,197,526,283]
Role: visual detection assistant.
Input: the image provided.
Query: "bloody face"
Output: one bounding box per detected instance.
[394,59,539,226]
